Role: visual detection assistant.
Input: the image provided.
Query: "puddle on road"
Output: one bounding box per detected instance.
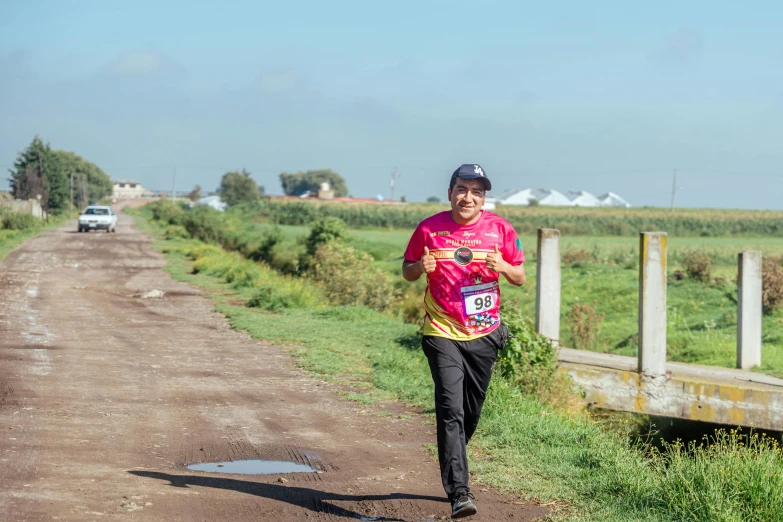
[186,460,316,475]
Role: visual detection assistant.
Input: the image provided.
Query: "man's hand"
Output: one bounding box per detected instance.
[486,244,507,273]
[402,246,437,281]
[421,246,436,274]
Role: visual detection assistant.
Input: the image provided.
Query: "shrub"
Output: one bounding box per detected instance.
[163,224,189,239]
[149,199,185,225]
[309,241,394,312]
[183,205,225,245]
[269,247,302,275]
[245,226,284,264]
[682,250,713,282]
[497,300,574,407]
[1,212,37,231]
[762,256,783,314]
[247,285,294,312]
[185,243,321,310]
[398,284,426,324]
[305,216,347,256]
[567,300,605,350]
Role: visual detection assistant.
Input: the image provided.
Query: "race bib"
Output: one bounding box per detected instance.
[461,281,499,317]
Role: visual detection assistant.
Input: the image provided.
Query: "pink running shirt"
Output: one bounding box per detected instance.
[404,210,525,340]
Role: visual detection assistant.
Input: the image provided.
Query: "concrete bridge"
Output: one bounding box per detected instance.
[534,229,783,431]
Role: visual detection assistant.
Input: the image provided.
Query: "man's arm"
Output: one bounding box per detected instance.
[486,244,526,286]
[402,246,436,281]
[499,263,526,286]
[402,259,425,281]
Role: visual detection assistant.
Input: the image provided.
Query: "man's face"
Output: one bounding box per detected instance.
[448,178,486,224]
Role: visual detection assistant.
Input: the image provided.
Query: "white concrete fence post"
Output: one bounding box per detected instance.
[737,250,763,369]
[638,232,668,376]
[535,228,561,345]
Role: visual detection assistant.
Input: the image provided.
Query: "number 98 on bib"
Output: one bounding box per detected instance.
[460,281,499,316]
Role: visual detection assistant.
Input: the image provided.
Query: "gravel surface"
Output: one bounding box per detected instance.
[0,206,548,521]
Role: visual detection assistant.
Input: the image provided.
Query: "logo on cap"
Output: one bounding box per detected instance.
[474,165,484,176]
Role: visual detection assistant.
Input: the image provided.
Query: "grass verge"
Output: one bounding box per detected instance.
[130,206,783,522]
[0,216,69,262]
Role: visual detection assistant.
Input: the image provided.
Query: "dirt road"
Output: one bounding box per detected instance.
[0,210,548,521]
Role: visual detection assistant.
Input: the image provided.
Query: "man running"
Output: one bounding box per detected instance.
[402,164,526,519]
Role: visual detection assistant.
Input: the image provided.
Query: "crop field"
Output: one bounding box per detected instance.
[235,217,783,377]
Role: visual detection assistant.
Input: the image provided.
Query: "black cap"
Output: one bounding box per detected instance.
[451,164,491,191]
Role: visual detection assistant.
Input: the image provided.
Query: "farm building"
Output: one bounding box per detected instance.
[501,188,572,206]
[598,192,632,207]
[112,180,153,198]
[500,188,632,207]
[566,190,601,207]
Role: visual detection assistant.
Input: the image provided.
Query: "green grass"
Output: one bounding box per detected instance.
[0,215,69,262]
[224,217,783,376]
[132,205,783,522]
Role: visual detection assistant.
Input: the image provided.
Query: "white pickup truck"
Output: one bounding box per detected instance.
[78,205,118,233]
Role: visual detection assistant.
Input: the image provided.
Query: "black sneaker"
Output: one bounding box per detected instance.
[451,491,477,519]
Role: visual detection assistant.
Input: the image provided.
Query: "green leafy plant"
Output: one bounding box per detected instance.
[1,212,37,231]
[497,300,572,405]
[183,205,225,245]
[305,216,348,256]
[149,199,185,225]
[309,241,394,312]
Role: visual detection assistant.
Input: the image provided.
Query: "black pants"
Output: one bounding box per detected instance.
[422,324,508,500]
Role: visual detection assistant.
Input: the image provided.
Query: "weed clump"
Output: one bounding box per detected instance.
[163,224,189,239]
[1,212,37,230]
[650,428,783,522]
[243,226,284,264]
[562,248,594,265]
[683,251,713,282]
[496,301,574,407]
[762,256,783,314]
[567,300,605,350]
[183,205,225,245]
[309,241,393,312]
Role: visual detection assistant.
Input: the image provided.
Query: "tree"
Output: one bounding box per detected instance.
[188,185,202,201]
[219,169,261,207]
[54,150,112,207]
[9,136,67,213]
[426,196,440,203]
[8,137,112,214]
[279,169,348,197]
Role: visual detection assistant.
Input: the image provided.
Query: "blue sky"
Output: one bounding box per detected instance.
[1,1,782,208]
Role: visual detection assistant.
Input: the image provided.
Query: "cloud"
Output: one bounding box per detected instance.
[649,29,704,66]
[103,50,186,79]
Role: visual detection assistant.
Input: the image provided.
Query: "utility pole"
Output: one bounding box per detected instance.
[172,166,177,202]
[670,169,677,214]
[390,167,399,201]
[70,172,73,215]
[38,152,48,220]
[81,176,87,209]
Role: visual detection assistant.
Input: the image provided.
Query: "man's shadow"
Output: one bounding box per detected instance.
[129,470,446,521]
